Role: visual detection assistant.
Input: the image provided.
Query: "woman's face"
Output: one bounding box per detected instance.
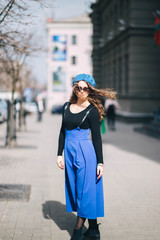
[74,81,89,100]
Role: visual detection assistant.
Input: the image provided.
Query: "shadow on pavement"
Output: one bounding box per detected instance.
[13,145,37,149]
[102,122,160,164]
[42,200,87,236]
[0,145,37,149]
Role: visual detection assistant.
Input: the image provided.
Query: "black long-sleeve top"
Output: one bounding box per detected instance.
[57,102,103,164]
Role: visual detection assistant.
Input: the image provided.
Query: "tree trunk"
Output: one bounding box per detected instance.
[18,93,23,132]
[8,83,16,147]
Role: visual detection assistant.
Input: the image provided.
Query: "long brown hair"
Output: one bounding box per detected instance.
[69,81,117,121]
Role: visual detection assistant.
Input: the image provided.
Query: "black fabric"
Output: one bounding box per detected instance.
[57,102,103,164]
[83,227,100,238]
[88,219,98,229]
[107,104,115,115]
[71,228,83,240]
[75,216,86,230]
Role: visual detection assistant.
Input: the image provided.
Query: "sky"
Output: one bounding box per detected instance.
[26,0,95,86]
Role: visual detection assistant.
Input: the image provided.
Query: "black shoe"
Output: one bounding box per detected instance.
[71,228,83,240]
[83,224,100,240]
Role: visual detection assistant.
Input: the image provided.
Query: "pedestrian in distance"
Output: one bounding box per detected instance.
[104,98,120,131]
[56,73,117,240]
[36,97,44,122]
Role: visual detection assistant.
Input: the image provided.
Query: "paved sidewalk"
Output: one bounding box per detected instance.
[0,113,160,240]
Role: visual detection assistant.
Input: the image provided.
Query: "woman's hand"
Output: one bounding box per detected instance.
[56,156,64,170]
[97,164,104,180]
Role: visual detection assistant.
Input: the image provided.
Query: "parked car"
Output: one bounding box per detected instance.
[51,105,63,114]
[0,99,7,123]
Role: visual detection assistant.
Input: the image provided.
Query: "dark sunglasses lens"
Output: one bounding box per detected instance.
[75,86,80,91]
[75,86,89,92]
[83,87,89,92]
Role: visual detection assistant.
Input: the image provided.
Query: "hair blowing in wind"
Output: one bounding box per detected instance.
[69,82,117,121]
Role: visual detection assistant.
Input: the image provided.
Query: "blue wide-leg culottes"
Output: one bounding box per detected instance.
[64,127,104,219]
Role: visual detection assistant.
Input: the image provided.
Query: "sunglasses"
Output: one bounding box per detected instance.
[75,86,89,92]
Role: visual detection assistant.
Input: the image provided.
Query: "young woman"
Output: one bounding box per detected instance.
[57,73,117,240]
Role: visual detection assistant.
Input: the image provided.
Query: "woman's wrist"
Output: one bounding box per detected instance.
[97,163,104,166]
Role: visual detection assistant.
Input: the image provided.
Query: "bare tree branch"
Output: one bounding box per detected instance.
[0,0,15,24]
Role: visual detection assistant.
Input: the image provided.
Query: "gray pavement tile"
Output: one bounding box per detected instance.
[32,233,42,237]
[13,237,24,240]
[31,238,42,240]
[23,232,33,237]
[20,237,32,240]
[2,237,13,240]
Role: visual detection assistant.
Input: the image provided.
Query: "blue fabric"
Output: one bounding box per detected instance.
[64,127,104,219]
[72,74,96,87]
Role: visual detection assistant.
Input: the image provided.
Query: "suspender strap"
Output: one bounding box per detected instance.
[63,102,69,118]
[78,106,94,128]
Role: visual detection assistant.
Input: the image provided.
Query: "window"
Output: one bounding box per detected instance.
[119,0,124,19]
[89,35,93,45]
[89,55,92,66]
[113,60,116,90]
[107,62,111,87]
[118,57,122,94]
[114,5,118,30]
[72,35,77,45]
[72,56,77,65]
[125,55,129,94]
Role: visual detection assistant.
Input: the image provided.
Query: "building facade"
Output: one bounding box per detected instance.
[90,0,160,122]
[46,15,92,110]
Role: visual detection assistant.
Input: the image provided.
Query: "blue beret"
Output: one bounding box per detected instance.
[72,73,96,87]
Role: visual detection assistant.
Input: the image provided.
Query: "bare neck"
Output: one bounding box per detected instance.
[76,98,90,107]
